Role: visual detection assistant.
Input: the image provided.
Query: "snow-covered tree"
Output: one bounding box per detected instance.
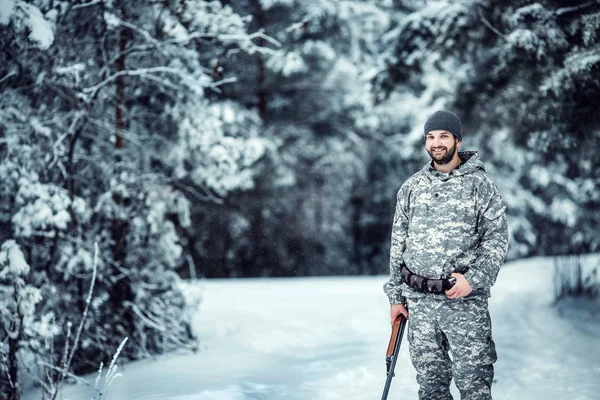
[376,0,600,259]
[1,0,272,396]
[194,0,400,277]
[0,240,44,400]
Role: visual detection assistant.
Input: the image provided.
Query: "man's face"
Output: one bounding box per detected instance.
[425,130,460,165]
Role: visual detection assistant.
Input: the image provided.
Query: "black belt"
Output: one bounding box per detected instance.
[401,266,458,295]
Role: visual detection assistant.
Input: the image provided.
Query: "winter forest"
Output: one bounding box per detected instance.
[1,0,600,399]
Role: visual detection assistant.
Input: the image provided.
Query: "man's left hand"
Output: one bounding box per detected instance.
[446,273,472,299]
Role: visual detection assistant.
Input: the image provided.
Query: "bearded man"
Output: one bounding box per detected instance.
[384,110,509,400]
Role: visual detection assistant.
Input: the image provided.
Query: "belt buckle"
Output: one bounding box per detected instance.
[446,277,457,290]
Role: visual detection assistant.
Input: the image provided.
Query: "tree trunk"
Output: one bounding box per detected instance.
[109,5,135,339]
[112,6,128,265]
[256,54,268,121]
[291,194,306,276]
[115,6,127,151]
[250,0,268,121]
[8,334,19,400]
[248,201,263,277]
[314,174,325,272]
[7,292,24,400]
[350,191,364,275]
[221,207,232,276]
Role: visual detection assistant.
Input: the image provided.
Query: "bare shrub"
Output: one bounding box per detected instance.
[553,255,599,302]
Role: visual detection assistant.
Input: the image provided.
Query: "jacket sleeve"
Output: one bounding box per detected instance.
[463,179,509,290]
[383,184,410,305]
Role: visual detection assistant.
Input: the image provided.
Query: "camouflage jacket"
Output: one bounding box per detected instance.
[384,151,509,304]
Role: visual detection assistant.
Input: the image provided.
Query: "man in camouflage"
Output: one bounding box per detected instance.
[384,110,509,400]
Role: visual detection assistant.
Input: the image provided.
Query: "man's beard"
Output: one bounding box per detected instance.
[427,141,457,165]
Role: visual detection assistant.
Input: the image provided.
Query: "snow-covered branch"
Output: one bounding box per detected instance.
[111,16,170,58]
[123,301,167,332]
[71,0,102,10]
[166,30,280,54]
[478,9,507,41]
[170,179,224,204]
[0,71,17,85]
[81,66,210,99]
[555,1,600,16]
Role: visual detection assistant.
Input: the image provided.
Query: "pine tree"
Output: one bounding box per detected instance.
[376,0,600,258]
[0,0,270,396]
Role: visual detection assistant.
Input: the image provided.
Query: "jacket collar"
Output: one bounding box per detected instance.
[421,151,485,181]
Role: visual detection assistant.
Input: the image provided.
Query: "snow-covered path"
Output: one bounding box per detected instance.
[26,257,600,400]
[489,258,600,399]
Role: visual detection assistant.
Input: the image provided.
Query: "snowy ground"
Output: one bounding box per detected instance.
[25,257,600,400]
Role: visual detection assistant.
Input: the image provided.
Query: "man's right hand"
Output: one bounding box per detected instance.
[390,303,408,324]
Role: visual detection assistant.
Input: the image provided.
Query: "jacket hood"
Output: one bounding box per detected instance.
[421,151,485,181]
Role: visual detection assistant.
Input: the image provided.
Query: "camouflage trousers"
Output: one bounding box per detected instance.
[406,296,497,400]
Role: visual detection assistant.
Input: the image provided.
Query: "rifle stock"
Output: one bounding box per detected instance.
[381,314,407,400]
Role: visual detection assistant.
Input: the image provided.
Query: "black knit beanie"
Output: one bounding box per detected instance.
[423,110,462,141]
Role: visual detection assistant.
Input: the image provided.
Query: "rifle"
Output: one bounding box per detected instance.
[381,313,407,400]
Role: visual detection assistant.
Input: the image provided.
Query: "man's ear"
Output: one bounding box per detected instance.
[456,138,461,149]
